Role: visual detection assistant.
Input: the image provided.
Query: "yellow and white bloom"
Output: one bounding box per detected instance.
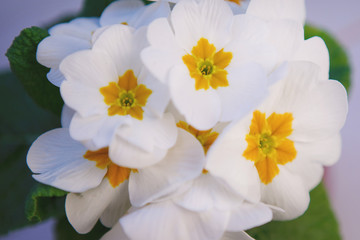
[206,62,348,220]
[60,24,177,168]
[142,0,276,130]
[27,128,131,233]
[37,0,170,87]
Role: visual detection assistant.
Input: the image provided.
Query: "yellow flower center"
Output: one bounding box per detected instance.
[183,38,232,90]
[100,70,152,120]
[83,147,131,188]
[243,110,297,185]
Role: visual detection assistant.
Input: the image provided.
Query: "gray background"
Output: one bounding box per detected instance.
[0,0,359,239]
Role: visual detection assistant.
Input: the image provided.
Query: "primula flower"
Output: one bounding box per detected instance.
[27,128,131,233]
[142,0,277,130]
[206,62,348,220]
[246,0,330,80]
[27,125,208,233]
[37,17,99,86]
[60,24,177,168]
[37,0,170,87]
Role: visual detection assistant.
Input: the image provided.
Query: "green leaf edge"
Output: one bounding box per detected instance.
[5,27,63,116]
[25,184,67,223]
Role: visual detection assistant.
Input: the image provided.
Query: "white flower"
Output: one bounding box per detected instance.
[37,18,99,86]
[37,0,170,87]
[246,0,330,80]
[206,61,348,220]
[142,0,276,130]
[27,128,131,233]
[60,24,177,167]
[114,193,271,240]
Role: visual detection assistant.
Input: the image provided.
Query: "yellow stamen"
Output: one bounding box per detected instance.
[84,147,131,188]
[183,38,232,90]
[243,111,297,184]
[100,70,152,120]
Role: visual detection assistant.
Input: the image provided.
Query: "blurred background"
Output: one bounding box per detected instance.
[0,0,359,239]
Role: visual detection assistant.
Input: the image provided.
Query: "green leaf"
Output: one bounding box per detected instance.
[0,145,35,235]
[247,183,341,240]
[80,0,117,17]
[6,27,63,116]
[55,216,109,240]
[25,184,67,223]
[0,71,60,235]
[305,25,351,93]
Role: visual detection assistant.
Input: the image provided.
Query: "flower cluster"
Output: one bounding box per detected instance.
[27,0,348,239]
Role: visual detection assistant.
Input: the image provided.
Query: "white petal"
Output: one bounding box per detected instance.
[221,231,254,240]
[129,129,204,207]
[120,201,229,240]
[66,179,128,234]
[100,0,144,27]
[267,20,304,63]
[109,116,175,169]
[293,36,330,80]
[231,15,268,46]
[226,202,272,231]
[291,79,348,142]
[101,222,130,240]
[285,158,324,191]
[37,35,91,68]
[175,173,244,212]
[61,104,75,128]
[47,68,65,87]
[217,63,268,122]
[128,1,171,29]
[114,113,177,153]
[169,65,221,130]
[261,166,310,220]
[27,128,106,193]
[141,17,184,83]
[69,113,124,150]
[206,115,261,203]
[60,50,118,117]
[100,181,131,228]
[295,134,342,166]
[49,17,99,40]
[171,0,233,51]
[93,24,143,76]
[138,69,170,118]
[246,0,306,25]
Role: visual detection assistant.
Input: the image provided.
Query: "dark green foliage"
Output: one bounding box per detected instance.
[80,0,117,17]
[6,27,63,116]
[25,184,67,223]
